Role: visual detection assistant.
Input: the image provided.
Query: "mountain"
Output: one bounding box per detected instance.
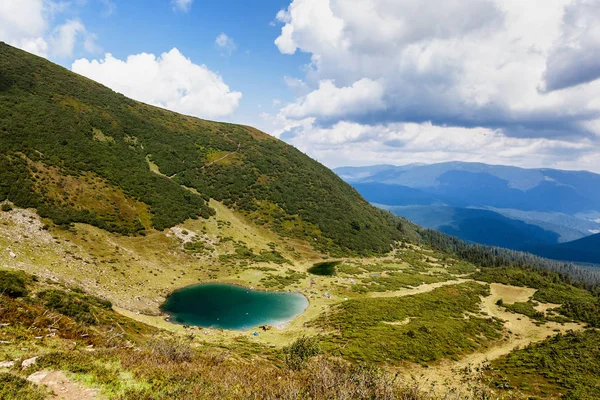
[0,42,411,256]
[337,163,600,214]
[381,205,561,249]
[336,163,600,261]
[525,233,600,264]
[2,43,600,400]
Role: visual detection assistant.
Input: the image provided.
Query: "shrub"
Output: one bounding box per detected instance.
[1,203,12,212]
[0,373,46,400]
[283,336,321,370]
[0,270,29,298]
[37,289,96,324]
[145,337,195,363]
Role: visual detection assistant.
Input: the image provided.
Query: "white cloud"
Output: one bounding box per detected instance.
[267,0,600,172]
[266,118,599,172]
[0,0,48,56]
[215,33,236,54]
[273,0,600,141]
[172,0,193,12]
[50,19,86,57]
[542,0,600,92]
[0,0,96,58]
[72,48,242,119]
[281,78,385,119]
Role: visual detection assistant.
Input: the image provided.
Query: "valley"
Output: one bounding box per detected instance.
[1,42,599,399]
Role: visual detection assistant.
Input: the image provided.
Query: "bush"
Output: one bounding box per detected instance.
[0,270,29,298]
[283,336,321,370]
[38,290,95,324]
[0,373,46,400]
[145,337,195,363]
[1,203,12,212]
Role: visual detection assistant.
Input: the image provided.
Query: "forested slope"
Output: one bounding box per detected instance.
[0,42,411,255]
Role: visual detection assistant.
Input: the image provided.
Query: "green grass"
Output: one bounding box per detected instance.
[474,266,596,302]
[260,269,307,289]
[489,330,600,399]
[502,301,546,322]
[312,282,504,364]
[352,270,451,293]
[0,373,47,400]
[474,267,600,327]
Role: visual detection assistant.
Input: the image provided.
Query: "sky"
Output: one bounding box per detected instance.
[2,0,600,173]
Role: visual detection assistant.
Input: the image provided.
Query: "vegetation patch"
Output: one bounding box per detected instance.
[0,373,47,400]
[312,282,504,364]
[307,261,340,276]
[260,269,307,289]
[474,267,599,326]
[489,330,600,399]
[37,289,112,324]
[0,270,31,298]
[352,270,451,293]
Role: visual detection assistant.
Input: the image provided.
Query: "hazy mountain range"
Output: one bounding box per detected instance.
[335,163,600,264]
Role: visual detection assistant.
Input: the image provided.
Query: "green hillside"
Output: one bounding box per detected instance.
[0,42,410,255]
[3,42,600,400]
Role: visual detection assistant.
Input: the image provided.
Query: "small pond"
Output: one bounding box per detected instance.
[161,283,308,331]
[307,261,341,276]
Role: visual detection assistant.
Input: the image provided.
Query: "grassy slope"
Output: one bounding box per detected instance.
[0,42,413,255]
[489,330,600,399]
[1,43,599,398]
[1,269,503,400]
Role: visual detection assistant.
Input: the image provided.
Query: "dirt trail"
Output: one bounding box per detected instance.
[367,278,470,298]
[28,370,102,399]
[403,283,584,390]
[201,143,241,170]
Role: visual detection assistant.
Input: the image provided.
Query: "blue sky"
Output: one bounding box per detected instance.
[49,0,310,126]
[2,0,600,172]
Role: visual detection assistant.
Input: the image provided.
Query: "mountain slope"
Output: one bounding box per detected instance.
[336,163,600,261]
[0,42,410,255]
[525,233,600,264]
[382,205,561,249]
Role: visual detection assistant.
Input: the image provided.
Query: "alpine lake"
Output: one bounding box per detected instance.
[161,283,309,331]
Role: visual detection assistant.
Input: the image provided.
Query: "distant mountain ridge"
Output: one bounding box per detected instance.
[335,163,600,264]
[525,234,600,264]
[336,163,600,214]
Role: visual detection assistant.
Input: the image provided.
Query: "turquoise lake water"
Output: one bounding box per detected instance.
[160,283,309,331]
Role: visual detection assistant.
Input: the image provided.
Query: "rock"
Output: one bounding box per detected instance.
[26,370,48,384]
[22,356,38,369]
[0,361,15,368]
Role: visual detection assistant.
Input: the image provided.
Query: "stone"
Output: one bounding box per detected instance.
[0,360,15,368]
[22,356,38,369]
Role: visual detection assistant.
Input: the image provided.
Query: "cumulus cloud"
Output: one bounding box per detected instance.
[72,48,242,119]
[172,0,193,12]
[542,0,600,92]
[281,78,385,119]
[0,0,48,56]
[215,33,236,54]
[0,0,96,58]
[273,0,600,141]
